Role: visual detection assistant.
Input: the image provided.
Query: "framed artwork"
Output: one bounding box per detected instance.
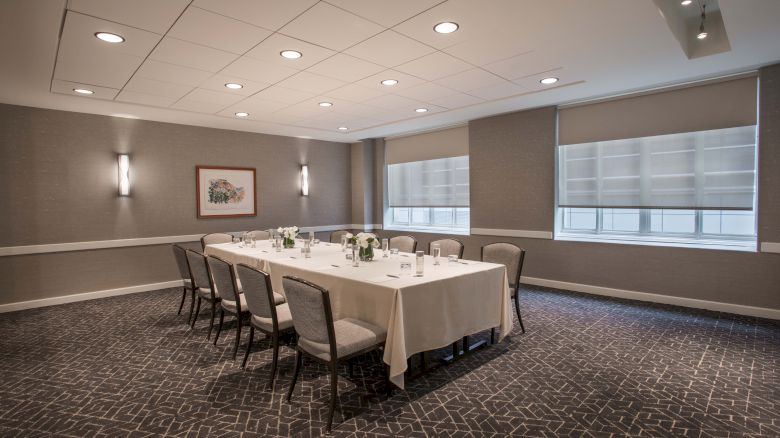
[196,166,256,218]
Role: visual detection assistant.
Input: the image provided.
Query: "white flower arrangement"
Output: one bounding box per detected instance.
[277,226,299,240]
[355,232,380,249]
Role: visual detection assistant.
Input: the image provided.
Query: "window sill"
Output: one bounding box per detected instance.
[384,225,470,236]
[555,233,756,252]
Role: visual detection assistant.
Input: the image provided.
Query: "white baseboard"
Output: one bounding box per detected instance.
[521,276,780,320]
[760,242,780,253]
[0,280,184,313]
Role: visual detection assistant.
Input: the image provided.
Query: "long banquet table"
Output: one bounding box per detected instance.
[205,240,512,388]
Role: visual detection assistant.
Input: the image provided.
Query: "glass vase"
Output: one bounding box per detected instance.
[359,246,374,261]
[283,237,295,248]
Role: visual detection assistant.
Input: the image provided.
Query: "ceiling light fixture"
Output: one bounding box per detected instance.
[680,0,692,5]
[280,50,302,59]
[318,102,333,107]
[697,4,708,39]
[95,32,125,43]
[73,88,94,95]
[381,79,398,86]
[235,112,249,117]
[540,77,559,85]
[224,83,243,89]
[415,108,428,113]
[433,22,459,34]
[338,126,348,131]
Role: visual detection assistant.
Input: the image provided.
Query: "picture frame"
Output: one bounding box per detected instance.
[196,165,256,218]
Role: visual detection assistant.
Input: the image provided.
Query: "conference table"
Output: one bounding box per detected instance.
[205,240,512,388]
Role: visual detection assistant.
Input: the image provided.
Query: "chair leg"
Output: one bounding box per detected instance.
[207,301,217,340]
[269,331,280,387]
[232,313,243,360]
[514,295,525,334]
[177,287,187,315]
[348,360,354,378]
[241,326,254,369]
[213,309,224,344]
[451,341,459,359]
[327,361,339,432]
[490,327,496,344]
[191,297,202,329]
[385,364,394,397]
[462,336,470,354]
[286,350,303,402]
[187,290,196,325]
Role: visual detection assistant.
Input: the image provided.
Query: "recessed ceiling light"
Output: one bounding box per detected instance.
[280,50,302,59]
[338,126,348,131]
[95,32,124,43]
[415,108,428,113]
[73,88,94,95]
[680,0,692,5]
[224,83,243,89]
[434,22,459,34]
[540,77,559,85]
[381,79,398,86]
[235,112,249,117]
[697,31,708,39]
[318,102,333,107]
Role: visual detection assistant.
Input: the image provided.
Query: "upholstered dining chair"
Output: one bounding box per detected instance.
[248,230,271,240]
[482,242,526,334]
[283,276,389,432]
[329,229,350,244]
[389,235,417,253]
[171,244,194,321]
[429,238,464,259]
[236,264,294,385]
[208,254,249,360]
[185,249,221,340]
[200,232,233,250]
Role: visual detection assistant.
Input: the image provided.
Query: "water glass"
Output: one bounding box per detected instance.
[351,246,359,267]
[304,240,311,258]
[390,248,399,258]
[448,254,458,264]
[341,235,348,252]
[308,231,314,243]
[232,236,239,244]
[382,238,389,257]
[275,236,282,252]
[415,251,425,276]
[432,243,441,265]
[400,261,412,276]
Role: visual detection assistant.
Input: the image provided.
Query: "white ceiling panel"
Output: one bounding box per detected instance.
[363,93,430,112]
[115,90,178,107]
[274,102,324,120]
[68,0,189,34]
[327,0,444,27]
[395,51,472,81]
[297,96,376,117]
[221,57,299,84]
[124,76,194,100]
[392,0,497,50]
[305,54,384,82]
[395,82,458,101]
[245,33,335,70]
[344,30,435,68]
[434,68,506,93]
[134,60,213,87]
[252,86,315,104]
[276,71,346,95]
[51,79,119,100]
[468,80,527,100]
[170,98,230,114]
[442,31,533,66]
[54,12,161,88]
[150,37,239,73]
[192,0,318,31]
[323,83,387,103]
[167,7,272,54]
[484,51,561,81]
[221,96,290,115]
[428,92,484,109]
[354,70,426,91]
[197,74,270,96]
[279,2,383,51]
[185,88,245,106]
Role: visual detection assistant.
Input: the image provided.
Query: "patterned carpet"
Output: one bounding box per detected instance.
[0,285,777,437]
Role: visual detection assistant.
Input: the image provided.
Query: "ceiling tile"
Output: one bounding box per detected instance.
[354,70,426,92]
[68,0,189,34]
[185,88,245,106]
[115,90,177,107]
[54,12,161,88]
[170,98,230,114]
[244,33,335,70]
[511,69,579,90]
[484,51,561,81]
[468,80,527,100]
[394,82,459,101]
[149,37,238,72]
[323,84,387,103]
[51,79,119,100]
[427,92,484,109]
[192,0,318,31]
[197,74,270,96]
[392,0,496,50]
[167,7,272,54]
[274,102,323,120]
[326,0,443,27]
[306,54,384,82]
[124,76,194,99]
[435,68,505,92]
[252,86,315,104]
[276,71,347,95]
[395,51,472,81]
[297,97,376,117]
[279,2,383,51]
[344,30,435,68]
[134,60,213,87]
[443,31,533,66]
[221,57,298,84]
[363,93,429,111]
[221,95,290,116]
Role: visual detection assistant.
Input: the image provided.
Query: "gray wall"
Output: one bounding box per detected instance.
[0,104,351,304]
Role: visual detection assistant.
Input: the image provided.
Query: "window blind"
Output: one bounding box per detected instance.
[388,156,469,208]
[385,126,468,164]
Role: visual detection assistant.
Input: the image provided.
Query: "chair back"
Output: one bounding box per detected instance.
[283,276,333,345]
[200,232,233,250]
[481,243,525,288]
[207,255,241,305]
[389,235,417,253]
[329,230,350,244]
[185,250,212,292]
[430,238,464,258]
[237,264,275,319]
[248,230,271,240]
[171,244,191,281]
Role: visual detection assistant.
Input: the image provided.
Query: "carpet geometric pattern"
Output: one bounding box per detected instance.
[0,285,777,437]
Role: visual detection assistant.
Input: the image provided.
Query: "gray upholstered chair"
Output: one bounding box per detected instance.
[482,242,526,334]
[185,249,221,340]
[429,238,464,259]
[329,230,350,244]
[283,276,388,432]
[247,230,271,240]
[208,255,249,359]
[389,235,417,253]
[200,232,233,250]
[171,244,194,321]
[236,264,294,385]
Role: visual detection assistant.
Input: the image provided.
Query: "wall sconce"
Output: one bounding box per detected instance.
[117,154,130,196]
[301,165,309,196]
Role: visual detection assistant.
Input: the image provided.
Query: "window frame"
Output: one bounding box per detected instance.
[385,207,471,235]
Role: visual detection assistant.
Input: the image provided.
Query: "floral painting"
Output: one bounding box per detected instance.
[196,166,256,218]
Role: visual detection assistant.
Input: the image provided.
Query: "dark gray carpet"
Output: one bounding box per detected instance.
[0,285,777,437]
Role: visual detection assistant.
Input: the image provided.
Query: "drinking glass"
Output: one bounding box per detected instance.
[400,261,412,276]
[341,235,348,252]
[267,229,274,242]
[304,240,311,258]
[390,248,399,258]
[232,236,239,244]
[432,243,441,265]
[351,246,359,267]
[415,251,425,276]
[275,236,282,252]
[250,235,256,248]
[308,231,314,243]
[448,254,458,264]
[382,238,389,258]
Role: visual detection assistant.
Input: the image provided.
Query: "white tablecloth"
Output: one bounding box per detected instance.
[206,241,512,388]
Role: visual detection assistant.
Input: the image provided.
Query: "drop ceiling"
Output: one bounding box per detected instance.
[0,0,779,142]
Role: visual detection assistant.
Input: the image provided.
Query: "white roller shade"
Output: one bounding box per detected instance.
[388,156,469,207]
[558,126,757,210]
[385,126,468,164]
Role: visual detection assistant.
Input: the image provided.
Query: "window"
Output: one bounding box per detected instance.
[387,207,470,233]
